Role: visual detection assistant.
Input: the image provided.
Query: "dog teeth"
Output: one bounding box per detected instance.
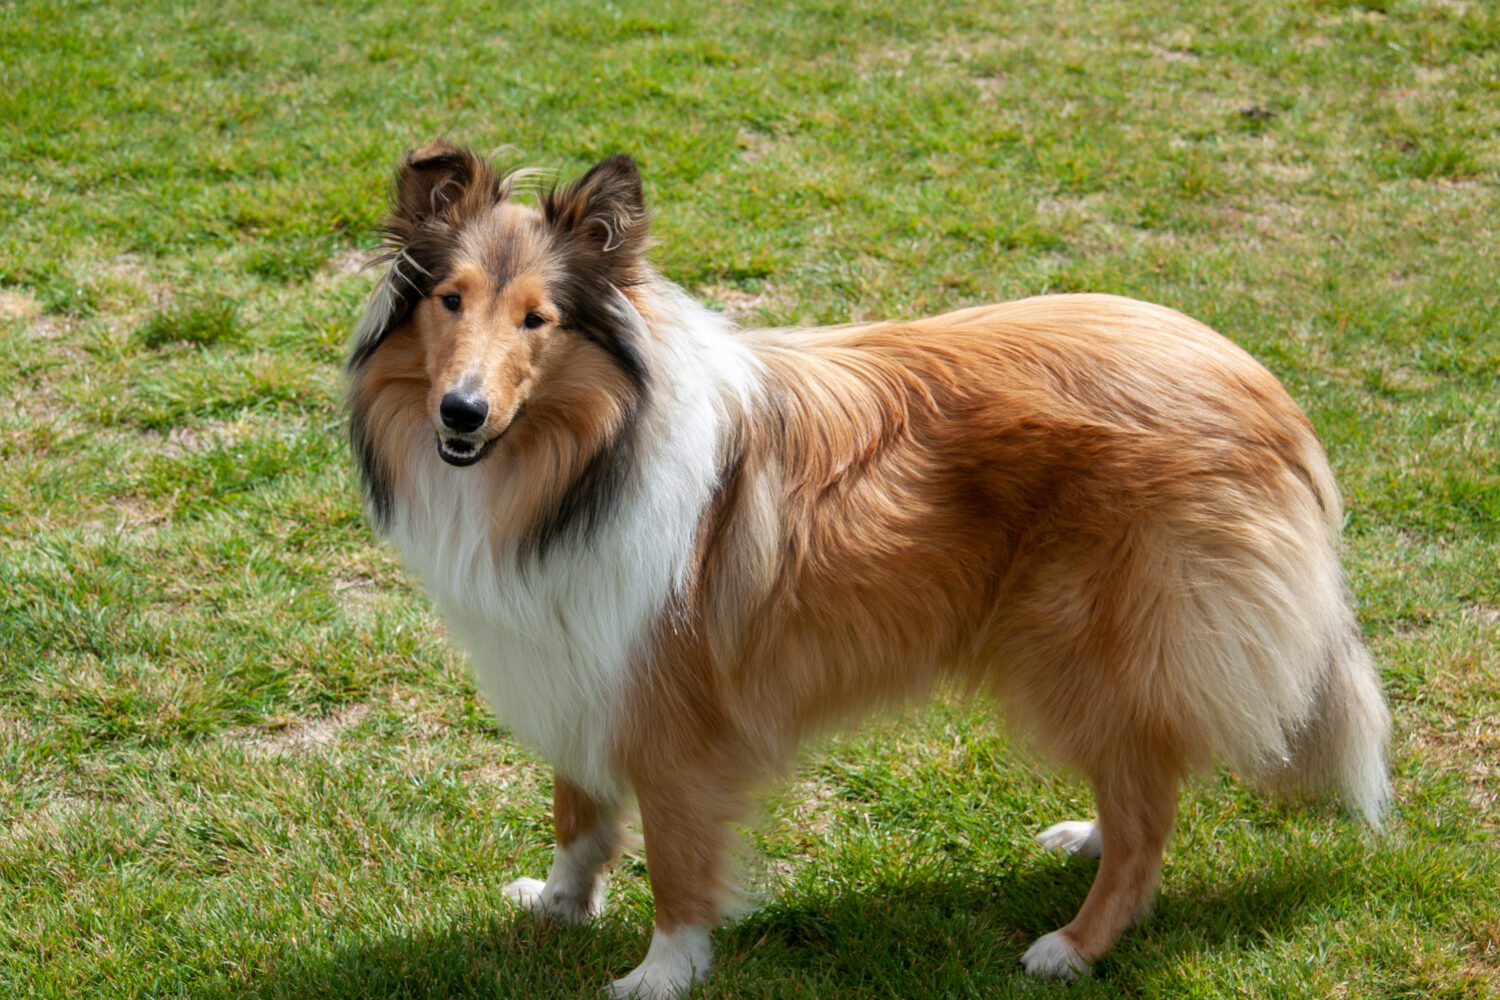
[437,434,497,468]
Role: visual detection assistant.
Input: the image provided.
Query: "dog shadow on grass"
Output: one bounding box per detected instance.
[185,846,1355,999]
[711,851,1351,996]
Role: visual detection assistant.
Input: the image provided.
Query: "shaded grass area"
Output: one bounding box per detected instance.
[2,0,1498,996]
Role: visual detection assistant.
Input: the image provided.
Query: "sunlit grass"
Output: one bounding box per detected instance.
[1,0,1497,996]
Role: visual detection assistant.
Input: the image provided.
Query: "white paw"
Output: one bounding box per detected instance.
[1036,820,1102,859]
[1021,930,1090,979]
[609,925,711,999]
[501,875,601,924]
[501,876,548,909]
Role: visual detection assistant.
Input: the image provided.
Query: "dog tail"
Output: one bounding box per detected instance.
[1306,631,1392,827]
[1265,614,1392,828]
[1262,438,1391,827]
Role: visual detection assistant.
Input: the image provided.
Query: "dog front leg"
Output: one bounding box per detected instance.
[610,768,736,999]
[503,773,619,923]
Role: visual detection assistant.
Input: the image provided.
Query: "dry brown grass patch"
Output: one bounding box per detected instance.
[701,282,796,325]
[0,290,41,320]
[228,704,373,759]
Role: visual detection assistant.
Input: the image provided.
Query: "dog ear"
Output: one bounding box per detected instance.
[391,140,500,228]
[543,155,650,285]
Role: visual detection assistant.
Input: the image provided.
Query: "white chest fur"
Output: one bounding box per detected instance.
[386,300,756,801]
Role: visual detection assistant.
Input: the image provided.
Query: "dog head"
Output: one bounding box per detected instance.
[350,142,651,468]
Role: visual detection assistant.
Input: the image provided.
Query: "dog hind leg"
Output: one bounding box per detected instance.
[1022,751,1180,978]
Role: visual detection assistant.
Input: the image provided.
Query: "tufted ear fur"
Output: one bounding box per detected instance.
[542,155,650,288]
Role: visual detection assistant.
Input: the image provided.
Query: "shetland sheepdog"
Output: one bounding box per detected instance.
[345,142,1390,998]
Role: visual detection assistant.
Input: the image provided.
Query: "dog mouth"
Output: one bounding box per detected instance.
[437,434,497,467]
[436,408,523,467]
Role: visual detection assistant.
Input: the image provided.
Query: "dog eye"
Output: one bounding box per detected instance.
[440,294,461,312]
[523,312,547,329]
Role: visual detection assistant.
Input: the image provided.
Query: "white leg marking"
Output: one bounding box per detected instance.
[1036,819,1102,859]
[1021,930,1090,979]
[501,823,612,924]
[609,925,713,999]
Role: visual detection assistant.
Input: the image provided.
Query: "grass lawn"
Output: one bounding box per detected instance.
[2,0,1497,996]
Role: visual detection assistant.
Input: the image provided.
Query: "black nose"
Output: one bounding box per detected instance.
[439,391,489,433]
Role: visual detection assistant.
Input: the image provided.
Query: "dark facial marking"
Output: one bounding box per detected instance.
[348,405,394,530]
[519,394,643,565]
